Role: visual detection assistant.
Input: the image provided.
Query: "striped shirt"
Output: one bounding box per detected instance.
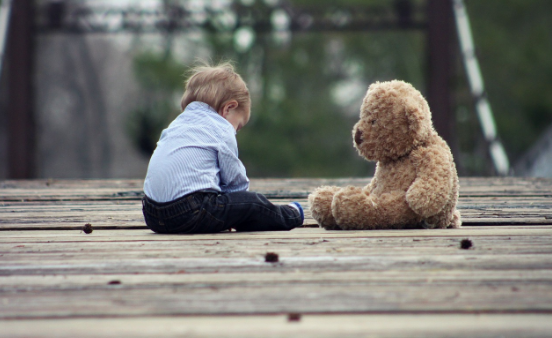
[143,101,249,203]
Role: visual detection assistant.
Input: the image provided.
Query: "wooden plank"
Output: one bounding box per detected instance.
[0,278,551,318]
[1,198,552,230]
[2,231,552,261]
[1,177,551,228]
[1,227,551,318]
[2,252,552,276]
[2,227,552,242]
[1,270,551,317]
[3,249,552,276]
[0,179,144,189]
[3,269,552,288]
[1,251,552,316]
[2,177,552,202]
[2,314,552,338]
[1,178,552,338]
[4,244,552,269]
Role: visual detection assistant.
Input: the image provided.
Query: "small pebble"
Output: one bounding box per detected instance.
[460,238,472,249]
[265,252,279,263]
[287,313,301,322]
[83,223,93,234]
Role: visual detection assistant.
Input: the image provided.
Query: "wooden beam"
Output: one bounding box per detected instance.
[2,314,552,338]
[7,0,35,178]
[426,0,461,171]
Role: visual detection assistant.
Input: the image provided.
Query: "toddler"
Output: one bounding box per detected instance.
[142,61,304,233]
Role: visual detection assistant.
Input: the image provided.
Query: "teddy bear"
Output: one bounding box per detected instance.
[308,80,461,230]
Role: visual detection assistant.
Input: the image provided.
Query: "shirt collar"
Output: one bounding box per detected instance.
[186,101,237,135]
[187,101,217,114]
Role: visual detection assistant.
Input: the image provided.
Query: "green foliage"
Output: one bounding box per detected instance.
[126,0,427,177]
[126,52,184,156]
[126,102,176,156]
[465,0,552,160]
[126,0,552,177]
[238,32,424,177]
[195,23,426,177]
[132,51,186,91]
[238,34,367,177]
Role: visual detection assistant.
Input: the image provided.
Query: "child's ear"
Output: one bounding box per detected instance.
[226,100,239,111]
[221,100,239,117]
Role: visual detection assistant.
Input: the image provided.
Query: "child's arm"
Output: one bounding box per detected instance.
[217,134,249,193]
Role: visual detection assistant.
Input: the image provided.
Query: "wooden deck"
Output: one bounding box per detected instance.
[1,177,552,337]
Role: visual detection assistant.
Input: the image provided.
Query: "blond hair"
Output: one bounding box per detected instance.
[180,61,250,114]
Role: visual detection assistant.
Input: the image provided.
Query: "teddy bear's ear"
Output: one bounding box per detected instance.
[404,96,432,142]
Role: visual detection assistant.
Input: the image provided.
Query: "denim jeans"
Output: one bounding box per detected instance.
[142,191,302,234]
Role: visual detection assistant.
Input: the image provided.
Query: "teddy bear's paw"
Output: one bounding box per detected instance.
[449,209,462,228]
[421,213,450,229]
[308,186,341,229]
[321,223,343,231]
[421,220,437,229]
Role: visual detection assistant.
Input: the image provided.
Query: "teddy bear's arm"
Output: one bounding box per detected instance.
[406,145,453,219]
[364,175,377,194]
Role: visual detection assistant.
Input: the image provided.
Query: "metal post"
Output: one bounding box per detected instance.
[452,0,509,175]
[0,0,13,77]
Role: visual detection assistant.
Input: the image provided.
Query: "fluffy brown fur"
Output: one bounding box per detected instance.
[309,80,461,230]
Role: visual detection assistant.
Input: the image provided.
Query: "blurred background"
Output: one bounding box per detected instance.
[1,0,551,179]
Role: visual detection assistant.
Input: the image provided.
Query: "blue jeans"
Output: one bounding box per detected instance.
[142,191,302,234]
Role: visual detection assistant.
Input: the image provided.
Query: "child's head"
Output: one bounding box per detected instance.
[181,61,251,131]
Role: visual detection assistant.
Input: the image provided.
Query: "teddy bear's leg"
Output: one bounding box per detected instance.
[308,186,342,230]
[332,187,419,230]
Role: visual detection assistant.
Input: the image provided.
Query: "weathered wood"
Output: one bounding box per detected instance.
[1,198,552,231]
[2,177,551,230]
[3,246,552,275]
[2,227,552,242]
[2,251,552,316]
[2,177,552,201]
[3,314,552,338]
[1,178,552,338]
[2,229,552,258]
[3,267,552,286]
[1,226,551,319]
[1,281,552,318]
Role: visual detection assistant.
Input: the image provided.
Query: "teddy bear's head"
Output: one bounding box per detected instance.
[352,80,435,161]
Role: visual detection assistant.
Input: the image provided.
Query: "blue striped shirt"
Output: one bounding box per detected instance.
[143,101,249,203]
